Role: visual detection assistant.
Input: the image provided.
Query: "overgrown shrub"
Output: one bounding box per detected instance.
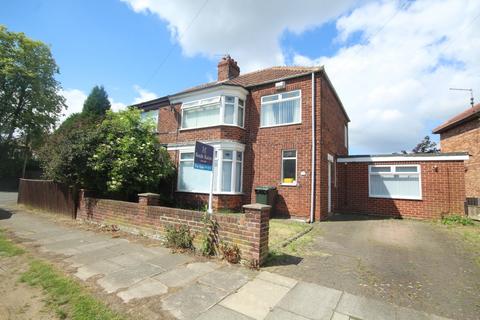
[164,225,193,249]
[441,214,475,226]
[199,213,218,256]
[219,241,241,264]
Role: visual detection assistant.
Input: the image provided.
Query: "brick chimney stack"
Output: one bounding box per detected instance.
[217,55,240,81]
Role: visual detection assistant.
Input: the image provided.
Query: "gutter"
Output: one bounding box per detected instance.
[310,72,316,223]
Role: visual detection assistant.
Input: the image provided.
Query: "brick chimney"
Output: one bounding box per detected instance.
[217,55,240,81]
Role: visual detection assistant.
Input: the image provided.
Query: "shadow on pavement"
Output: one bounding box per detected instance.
[263,252,303,267]
[0,208,13,220]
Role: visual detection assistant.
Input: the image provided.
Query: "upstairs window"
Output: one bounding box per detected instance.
[369,165,421,200]
[261,90,301,127]
[181,96,245,129]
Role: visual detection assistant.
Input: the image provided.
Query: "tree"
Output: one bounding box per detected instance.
[82,85,111,116]
[89,109,174,198]
[412,135,439,153]
[0,25,65,177]
[38,112,101,189]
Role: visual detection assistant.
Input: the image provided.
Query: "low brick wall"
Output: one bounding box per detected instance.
[336,161,466,219]
[77,190,270,265]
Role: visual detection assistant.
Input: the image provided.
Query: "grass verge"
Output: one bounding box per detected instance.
[0,229,25,257]
[269,219,311,248]
[20,261,124,320]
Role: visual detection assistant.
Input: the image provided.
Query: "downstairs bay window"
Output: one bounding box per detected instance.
[178,149,243,194]
[368,165,422,200]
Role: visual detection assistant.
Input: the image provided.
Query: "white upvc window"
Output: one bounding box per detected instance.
[368,165,422,200]
[261,90,301,127]
[177,149,243,194]
[140,109,159,130]
[281,150,297,185]
[181,95,245,130]
[344,124,348,149]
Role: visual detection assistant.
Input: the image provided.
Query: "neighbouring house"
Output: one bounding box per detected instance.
[135,55,349,221]
[135,56,468,221]
[433,103,480,199]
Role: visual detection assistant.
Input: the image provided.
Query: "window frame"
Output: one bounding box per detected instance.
[281,149,297,186]
[368,164,422,200]
[140,109,159,131]
[344,124,348,149]
[260,90,302,128]
[177,148,243,195]
[180,95,245,130]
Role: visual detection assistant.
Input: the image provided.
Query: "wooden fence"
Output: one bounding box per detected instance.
[17,179,77,218]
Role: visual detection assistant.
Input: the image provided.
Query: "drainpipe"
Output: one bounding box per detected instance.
[310,72,316,223]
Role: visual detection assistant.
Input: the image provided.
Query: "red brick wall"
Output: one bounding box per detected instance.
[439,118,480,197]
[77,191,270,265]
[175,192,243,212]
[336,161,466,219]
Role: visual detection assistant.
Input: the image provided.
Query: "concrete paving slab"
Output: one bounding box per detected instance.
[35,232,86,245]
[198,268,249,293]
[195,305,253,320]
[75,259,125,280]
[162,283,228,320]
[64,247,121,267]
[42,238,90,251]
[330,312,350,320]
[153,262,218,288]
[75,240,120,252]
[276,282,341,320]
[220,278,291,320]
[143,246,172,256]
[97,263,164,293]
[265,308,310,320]
[257,271,298,288]
[336,292,397,320]
[117,278,168,303]
[146,253,193,270]
[107,251,157,267]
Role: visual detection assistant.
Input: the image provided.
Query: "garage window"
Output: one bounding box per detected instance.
[369,165,421,200]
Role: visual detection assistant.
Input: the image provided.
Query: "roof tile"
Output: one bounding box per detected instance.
[433,103,480,133]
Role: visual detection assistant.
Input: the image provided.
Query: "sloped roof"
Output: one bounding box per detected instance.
[433,103,480,133]
[172,66,322,96]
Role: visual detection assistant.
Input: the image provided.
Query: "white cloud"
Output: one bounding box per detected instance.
[294,0,480,153]
[120,0,359,71]
[59,89,87,121]
[133,85,158,104]
[60,85,158,120]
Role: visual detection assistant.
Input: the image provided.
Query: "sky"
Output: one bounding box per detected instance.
[2,0,479,154]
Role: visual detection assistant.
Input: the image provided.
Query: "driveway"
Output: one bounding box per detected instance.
[264,214,480,320]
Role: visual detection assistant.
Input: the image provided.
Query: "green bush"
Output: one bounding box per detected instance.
[219,241,241,264]
[199,214,218,256]
[164,225,193,249]
[441,214,475,226]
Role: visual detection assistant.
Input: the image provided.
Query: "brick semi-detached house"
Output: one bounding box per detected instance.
[433,103,480,198]
[135,56,468,221]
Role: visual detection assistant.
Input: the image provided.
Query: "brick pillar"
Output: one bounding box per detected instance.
[243,203,270,266]
[138,193,161,206]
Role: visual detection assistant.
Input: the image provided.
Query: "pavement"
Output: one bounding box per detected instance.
[0,192,453,320]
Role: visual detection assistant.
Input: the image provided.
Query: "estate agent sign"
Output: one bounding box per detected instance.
[194,141,214,213]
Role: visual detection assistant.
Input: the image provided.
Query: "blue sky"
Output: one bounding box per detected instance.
[2,0,479,154]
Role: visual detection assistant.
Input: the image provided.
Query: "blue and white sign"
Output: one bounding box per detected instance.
[194,141,214,171]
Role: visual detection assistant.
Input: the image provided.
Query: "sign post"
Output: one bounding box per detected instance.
[193,141,214,214]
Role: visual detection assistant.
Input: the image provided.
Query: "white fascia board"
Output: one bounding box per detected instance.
[170,85,249,105]
[337,155,469,163]
[167,140,245,152]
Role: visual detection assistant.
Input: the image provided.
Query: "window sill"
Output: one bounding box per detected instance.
[369,195,422,201]
[176,190,244,196]
[280,183,298,187]
[179,124,245,131]
[260,122,302,129]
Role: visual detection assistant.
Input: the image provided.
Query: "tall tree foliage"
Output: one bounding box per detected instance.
[82,85,111,116]
[412,135,439,153]
[0,25,65,177]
